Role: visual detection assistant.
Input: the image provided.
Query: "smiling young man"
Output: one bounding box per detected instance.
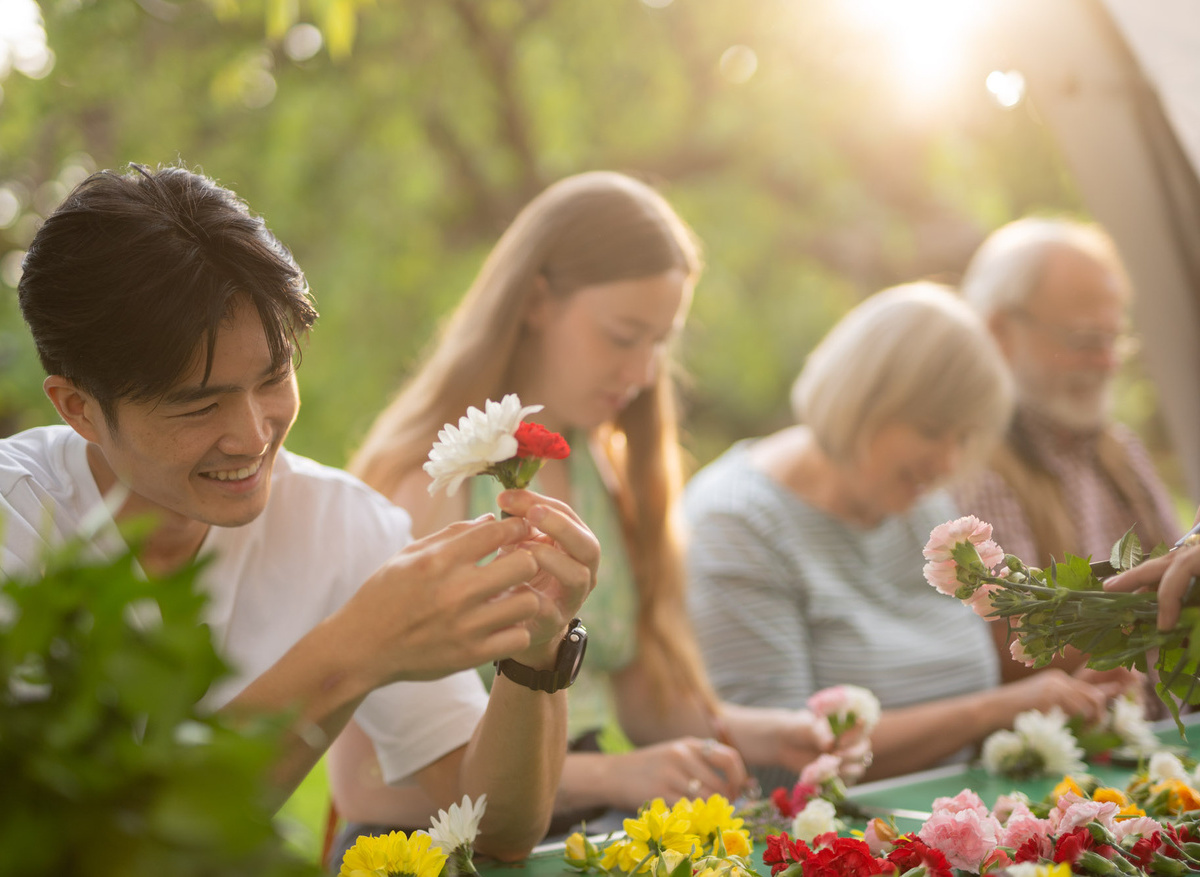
[0,165,598,858]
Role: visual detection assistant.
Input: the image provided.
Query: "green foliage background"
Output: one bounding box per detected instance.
[0,0,1182,483]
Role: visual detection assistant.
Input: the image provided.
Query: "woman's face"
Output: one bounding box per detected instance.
[521,268,692,432]
[849,421,966,517]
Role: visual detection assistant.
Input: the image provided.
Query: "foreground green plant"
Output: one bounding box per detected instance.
[0,536,319,877]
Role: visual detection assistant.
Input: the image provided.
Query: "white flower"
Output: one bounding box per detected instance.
[841,685,882,734]
[1016,708,1086,776]
[1109,695,1160,755]
[429,793,488,853]
[980,729,1025,774]
[1149,751,1189,783]
[791,798,839,843]
[424,395,543,496]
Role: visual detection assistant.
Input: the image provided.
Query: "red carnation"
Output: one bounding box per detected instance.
[763,833,812,875]
[772,782,820,818]
[1127,833,1163,868]
[805,836,896,877]
[514,421,570,460]
[886,838,953,877]
[1052,827,1113,865]
[1015,834,1052,863]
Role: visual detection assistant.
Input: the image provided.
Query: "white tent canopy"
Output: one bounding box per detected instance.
[992,0,1200,501]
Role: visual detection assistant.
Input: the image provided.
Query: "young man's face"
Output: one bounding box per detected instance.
[91,298,300,530]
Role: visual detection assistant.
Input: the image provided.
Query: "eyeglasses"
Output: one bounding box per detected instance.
[1007,309,1140,358]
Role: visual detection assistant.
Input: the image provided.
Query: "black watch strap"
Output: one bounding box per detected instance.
[495,618,587,693]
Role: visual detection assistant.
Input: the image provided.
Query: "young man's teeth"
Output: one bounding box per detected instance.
[206,460,262,481]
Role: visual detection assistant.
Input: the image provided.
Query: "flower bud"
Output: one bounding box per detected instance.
[1077,850,1120,875]
[1150,854,1188,877]
[1004,554,1025,572]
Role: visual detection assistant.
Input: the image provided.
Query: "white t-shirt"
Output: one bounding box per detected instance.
[0,425,487,784]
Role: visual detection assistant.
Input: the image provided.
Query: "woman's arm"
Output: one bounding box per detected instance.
[863,669,1111,778]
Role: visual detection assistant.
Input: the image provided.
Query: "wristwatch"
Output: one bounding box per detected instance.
[495,618,588,693]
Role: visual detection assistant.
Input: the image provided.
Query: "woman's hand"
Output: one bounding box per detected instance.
[592,738,749,811]
[1000,668,1110,724]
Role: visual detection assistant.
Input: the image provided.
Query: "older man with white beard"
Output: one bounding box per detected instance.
[951,217,1181,577]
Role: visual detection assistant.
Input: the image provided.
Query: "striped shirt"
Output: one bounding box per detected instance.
[683,441,1000,722]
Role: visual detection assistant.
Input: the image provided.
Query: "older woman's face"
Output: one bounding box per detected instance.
[852,422,966,516]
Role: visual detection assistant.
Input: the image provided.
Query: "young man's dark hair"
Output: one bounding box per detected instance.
[18,165,318,426]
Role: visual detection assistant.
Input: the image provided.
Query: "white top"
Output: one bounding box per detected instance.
[0,425,487,785]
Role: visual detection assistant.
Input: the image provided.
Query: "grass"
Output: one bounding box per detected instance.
[276,756,332,865]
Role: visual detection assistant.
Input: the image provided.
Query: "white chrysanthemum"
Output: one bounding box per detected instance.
[1016,708,1086,776]
[1109,696,1160,755]
[1149,751,1189,783]
[791,798,839,843]
[429,793,488,853]
[981,729,1026,774]
[842,685,882,733]
[424,395,543,496]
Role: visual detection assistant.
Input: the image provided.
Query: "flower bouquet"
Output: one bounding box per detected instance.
[424,394,569,498]
[922,517,1200,728]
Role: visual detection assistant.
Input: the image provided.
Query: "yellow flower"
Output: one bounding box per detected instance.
[1094,787,1129,806]
[621,799,701,869]
[1151,779,1200,814]
[340,834,393,877]
[676,794,744,849]
[1052,777,1085,801]
[565,832,590,866]
[1029,864,1072,877]
[339,831,447,877]
[720,829,751,858]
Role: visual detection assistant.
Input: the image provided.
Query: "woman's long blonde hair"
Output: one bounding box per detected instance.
[350,171,715,711]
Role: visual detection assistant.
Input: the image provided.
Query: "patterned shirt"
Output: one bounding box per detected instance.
[951,407,1181,566]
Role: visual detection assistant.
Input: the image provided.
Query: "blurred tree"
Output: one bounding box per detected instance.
[0,0,1174,494]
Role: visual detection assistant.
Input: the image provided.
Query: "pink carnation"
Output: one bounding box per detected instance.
[1054,799,1119,834]
[998,811,1053,851]
[1113,817,1165,842]
[1009,638,1035,667]
[992,795,1030,824]
[923,516,995,562]
[966,583,1000,619]
[918,808,1001,871]
[800,753,842,786]
[922,516,1006,595]
[931,789,989,817]
[923,559,962,596]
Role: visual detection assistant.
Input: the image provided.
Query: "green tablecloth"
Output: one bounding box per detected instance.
[477,716,1199,877]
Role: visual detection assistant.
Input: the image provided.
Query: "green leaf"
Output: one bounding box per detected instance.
[1110,527,1143,572]
[1052,554,1099,591]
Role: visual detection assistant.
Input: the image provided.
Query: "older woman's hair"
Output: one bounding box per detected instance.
[791,282,1013,463]
[960,217,1129,319]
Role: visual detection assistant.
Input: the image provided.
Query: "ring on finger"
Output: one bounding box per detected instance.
[687,777,702,796]
[701,737,717,757]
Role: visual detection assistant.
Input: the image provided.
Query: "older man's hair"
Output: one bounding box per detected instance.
[960,217,1129,319]
[791,281,1013,464]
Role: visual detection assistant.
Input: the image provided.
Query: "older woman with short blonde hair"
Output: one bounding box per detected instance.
[684,282,1114,783]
